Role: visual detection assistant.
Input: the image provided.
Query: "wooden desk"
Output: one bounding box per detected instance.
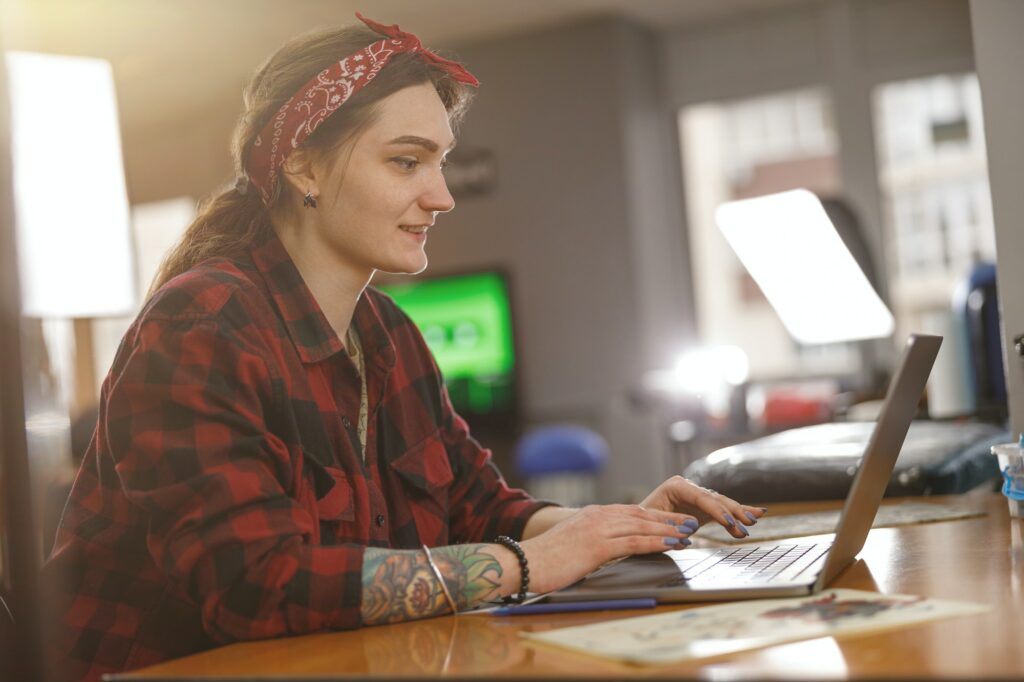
[118,493,1023,679]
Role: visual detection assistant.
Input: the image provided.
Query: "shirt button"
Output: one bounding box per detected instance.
[375,514,386,527]
[342,416,352,429]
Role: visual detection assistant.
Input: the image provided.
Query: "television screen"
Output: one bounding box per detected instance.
[377,271,516,418]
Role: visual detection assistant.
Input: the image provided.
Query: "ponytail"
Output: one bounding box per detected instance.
[147,183,269,299]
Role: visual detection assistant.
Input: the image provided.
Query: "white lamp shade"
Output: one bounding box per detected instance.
[714,189,894,345]
[6,51,135,318]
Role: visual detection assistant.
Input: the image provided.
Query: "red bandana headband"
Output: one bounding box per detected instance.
[246,12,480,203]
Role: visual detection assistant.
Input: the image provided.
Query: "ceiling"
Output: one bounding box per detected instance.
[1,0,811,131]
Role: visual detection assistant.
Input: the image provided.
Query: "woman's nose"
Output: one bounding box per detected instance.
[421,168,455,214]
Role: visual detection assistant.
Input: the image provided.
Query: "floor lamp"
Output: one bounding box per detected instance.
[1,50,135,682]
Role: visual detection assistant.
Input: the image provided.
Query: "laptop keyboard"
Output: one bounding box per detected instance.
[660,543,830,587]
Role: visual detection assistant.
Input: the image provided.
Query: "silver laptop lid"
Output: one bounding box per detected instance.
[813,333,942,589]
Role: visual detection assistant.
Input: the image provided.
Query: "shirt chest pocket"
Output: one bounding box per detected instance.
[299,455,356,543]
[387,432,455,544]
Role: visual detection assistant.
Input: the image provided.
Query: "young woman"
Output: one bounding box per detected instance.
[44,14,765,681]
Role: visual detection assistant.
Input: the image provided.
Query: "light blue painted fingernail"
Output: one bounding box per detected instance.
[681,538,692,547]
[723,513,737,527]
[744,511,757,524]
[681,518,699,530]
[664,537,681,545]
[736,522,750,536]
[675,525,693,535]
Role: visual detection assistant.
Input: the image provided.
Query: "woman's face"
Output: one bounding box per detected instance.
[313,82,456,278]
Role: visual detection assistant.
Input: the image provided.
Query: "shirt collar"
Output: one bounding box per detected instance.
[249,231,394,369]
[352,286,398,373]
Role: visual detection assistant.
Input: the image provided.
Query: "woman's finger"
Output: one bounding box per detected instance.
[603,533,693,558]
[688,494,753,539]
[738,505,768,525]
[639,476,769,539]
[663,478,722,517]
[599,514,698,542]
[715,498,768,531]
[677,483,768,536]
[617,503,700,528]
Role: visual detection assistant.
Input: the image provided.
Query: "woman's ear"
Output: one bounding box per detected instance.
[280,148,320,199]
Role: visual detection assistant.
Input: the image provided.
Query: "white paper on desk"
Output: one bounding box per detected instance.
[522,589,988,665]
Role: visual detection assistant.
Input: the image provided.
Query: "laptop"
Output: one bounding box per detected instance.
[547,333,942,604]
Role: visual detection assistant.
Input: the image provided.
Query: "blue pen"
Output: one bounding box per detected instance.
[491,598,657,616]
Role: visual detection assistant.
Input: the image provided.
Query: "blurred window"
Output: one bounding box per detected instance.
[872,73,995,337]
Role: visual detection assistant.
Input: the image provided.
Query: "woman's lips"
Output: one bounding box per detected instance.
[399,225,428,240]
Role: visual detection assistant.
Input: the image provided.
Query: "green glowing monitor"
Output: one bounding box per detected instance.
[377,271,516,418]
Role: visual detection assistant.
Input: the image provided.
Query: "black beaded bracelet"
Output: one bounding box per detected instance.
[493,535,529,604]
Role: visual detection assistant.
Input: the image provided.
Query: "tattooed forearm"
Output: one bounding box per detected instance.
[361,544,503,625]
[430,544,502,610]
[361,547,448,625]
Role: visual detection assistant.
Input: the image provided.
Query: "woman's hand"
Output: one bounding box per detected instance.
[639,475,767,539]
[518,504,699,594]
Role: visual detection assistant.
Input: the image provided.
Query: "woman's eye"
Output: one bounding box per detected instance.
[391,157,420,171]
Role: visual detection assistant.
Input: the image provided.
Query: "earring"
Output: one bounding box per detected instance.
[303,190,318,209]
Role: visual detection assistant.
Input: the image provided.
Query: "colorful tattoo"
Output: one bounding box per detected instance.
[361,544,503,625]
[431,544,503,610]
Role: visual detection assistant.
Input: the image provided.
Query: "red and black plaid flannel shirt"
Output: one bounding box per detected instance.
[43,231,550,682]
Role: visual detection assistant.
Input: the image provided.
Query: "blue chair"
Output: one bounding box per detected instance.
[515,425,609,506]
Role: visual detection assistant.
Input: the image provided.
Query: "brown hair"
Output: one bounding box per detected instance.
[148,24,474,297]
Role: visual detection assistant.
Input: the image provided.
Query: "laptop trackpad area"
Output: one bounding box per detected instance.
[588,552,689,587]
[547,549,719,601]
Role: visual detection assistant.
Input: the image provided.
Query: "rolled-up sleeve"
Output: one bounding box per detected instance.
[107,314,364,641]
[439,389,558,544]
